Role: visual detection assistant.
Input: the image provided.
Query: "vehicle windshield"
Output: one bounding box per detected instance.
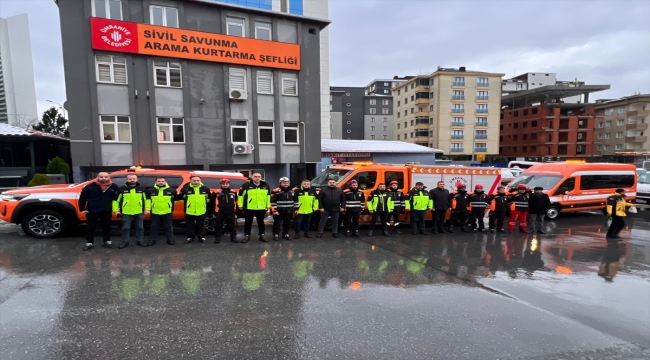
[311,168,352,188]
[639,173,650,184]
[510,174,564,189]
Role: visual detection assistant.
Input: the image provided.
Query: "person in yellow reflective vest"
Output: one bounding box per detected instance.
[367,183,394,237]
[113,174,149,249]
[146,177,178,246]
[606,189,633,239]
[181,175,211,243]
[238,173,271,243]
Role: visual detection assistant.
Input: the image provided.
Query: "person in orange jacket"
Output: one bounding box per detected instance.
[213,178,238,244]
[449,182,470,233]
[486,185,508,233]
[468,184,488,232]
[507,184,530,233]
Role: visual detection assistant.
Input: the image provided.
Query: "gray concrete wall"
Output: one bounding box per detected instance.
[332,87,364,140]
[330,112,342,139]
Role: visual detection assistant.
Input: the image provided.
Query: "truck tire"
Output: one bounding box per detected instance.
[21,210,67,238]
[204,213,217,235]
[546,206,560,220]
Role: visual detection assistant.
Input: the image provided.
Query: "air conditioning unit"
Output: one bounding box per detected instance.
[229,89,248,100]
[232,142,254,155]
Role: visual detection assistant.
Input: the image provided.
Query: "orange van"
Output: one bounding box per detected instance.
[0,168,248,238]
[508,163,637,219]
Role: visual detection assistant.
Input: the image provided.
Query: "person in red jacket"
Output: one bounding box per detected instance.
[507,184,529,233]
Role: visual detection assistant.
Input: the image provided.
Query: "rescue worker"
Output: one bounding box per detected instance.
[406,182,432,235]
[238,173,271,243]
[468,184,488,232]
[317,178,346,238]
[487,185,508,233]
[113,174,149,249]
[430,181,451,234]
[367,183,393,237]
[528,186,551,234]
[507,184,530,233]
[271,177,295,241]
[181,175,211,243]
[387,180,407,234]
[213,178,238,244]
[606,188,633,239]
[449,183,470,233]
[343,180,365,237]
[293,179,318,239]
[79,172,119,251]
[146,177,177,246]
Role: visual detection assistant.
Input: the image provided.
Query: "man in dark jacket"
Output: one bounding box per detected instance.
[468,184,488,232]
[487,186,508,233]
[317,178,345,238]
[387,180,407,234]
[449,183,470,233]
[213,178,238,244]
[343,180,365,237]
[271,177,295,241]
[113,174,149,249]
[79,172,119,251]
[528,186,551,234]
[429,181,451,234]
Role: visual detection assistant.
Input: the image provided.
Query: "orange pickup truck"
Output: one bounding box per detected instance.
[0,168,248,238]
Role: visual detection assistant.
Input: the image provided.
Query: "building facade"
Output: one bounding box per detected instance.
[0,14,38,126]
[58,0,327,184]
[330,86,394,141]
[392,67,503,160]
[594,95,650,164]
[364,77,409,96]
[502,72,583,103]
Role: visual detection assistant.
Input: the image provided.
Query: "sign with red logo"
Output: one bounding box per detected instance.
[330,157,348,164]
[90,17,301,70]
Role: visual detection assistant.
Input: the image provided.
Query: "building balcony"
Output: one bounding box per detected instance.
[627,109,650,118]
[414,136,429,142]
[451,134,464,139]
[452,81,465,86]
[450,147,464,152]
[451,121,465,127]
[415,123,429,130]
[452,108,465,113]
[625,122,649,130]
[415,98,429,106]
[451,95,465,100]
[625,135,648,143]
[476,82,489,87]
[476,96,489,100]
[476,109,489,113]
[474,147,488,153]
[475,122,488,127]
[475,134,488,139]
[415,111,429,117]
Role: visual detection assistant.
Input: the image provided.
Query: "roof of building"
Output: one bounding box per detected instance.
[322,139,442,154]
[0,123,69,140]
[594,94,650,107]
[501,84,611,107]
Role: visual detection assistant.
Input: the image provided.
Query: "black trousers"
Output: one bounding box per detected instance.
[389,210,402,225]
[273,212,293,235]
[150,213,173,243]
[608,215,626,236]
[469,209,486,230]
[489,211,506,230]
[345,211,361,232]
[432,209,447,232]
[244,210,267,235]
[369,211,389,231]
[185,214,207,239]
[214,212,236,238]
[85,211,113,244]
[450,210,468,228]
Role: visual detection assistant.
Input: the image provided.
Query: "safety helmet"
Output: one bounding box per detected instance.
[475,184,484,189]
[497,185,505,191]
[279,177,289,183]
[349,180,358,185]
[517,184,527,190]
[219,178,230,185]
[390,180,399,185]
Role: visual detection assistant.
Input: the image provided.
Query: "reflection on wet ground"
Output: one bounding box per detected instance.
[1,212,649,359]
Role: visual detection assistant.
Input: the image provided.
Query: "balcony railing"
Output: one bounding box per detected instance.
[451,134,464,139]
[475,122,488,127]
[452,81,465,86]
[476,82,489,87]
[475,134,488,139]
[452,108,465,113]
[476,96,489,100]
[474,147,488,152]
[451,95,465,100]
[476,108,489,113]
[450,147,464,152]
[451,122,465,126]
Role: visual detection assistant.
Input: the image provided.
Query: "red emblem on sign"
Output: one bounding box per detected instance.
[91,17,139,53]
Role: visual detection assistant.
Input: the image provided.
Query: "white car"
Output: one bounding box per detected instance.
[636,171,650,207]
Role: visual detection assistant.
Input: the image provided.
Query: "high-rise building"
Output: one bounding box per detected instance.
[0,14,38,126]
[330,86,394,141]
[392,67,504,159]
[365,77,410,96]
[205,0,330,139]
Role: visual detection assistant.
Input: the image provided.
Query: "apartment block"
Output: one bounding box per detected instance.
[330,86,394,141]
[391,67,503,159]
[594,94,650,164]
[364,77,410,96]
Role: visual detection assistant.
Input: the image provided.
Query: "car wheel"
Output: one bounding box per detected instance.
[204,213,217,234]
[546,206,560,220]
[21,210,67,238]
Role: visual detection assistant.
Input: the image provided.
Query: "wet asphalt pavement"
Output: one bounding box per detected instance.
[1,212,649,359]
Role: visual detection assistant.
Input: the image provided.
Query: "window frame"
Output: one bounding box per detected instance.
[226,17,245,37]
[254,21,272,40]
[92,0,123,20]
[156,117,185,144]
[258,121,275,144]
[231,121,248,143]
[281,74,298,96]
[256,70,273,94]
[149,5,179,28]
[95,55,127,84]
[153,61,182,88]
[229,67,246,92]
[369,99,376,105]
[100,115,132,143]
[283,122,300,145]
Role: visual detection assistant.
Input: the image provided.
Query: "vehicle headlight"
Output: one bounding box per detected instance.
[0,194,27,201]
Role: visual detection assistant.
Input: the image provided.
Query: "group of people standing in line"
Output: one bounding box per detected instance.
[79,171,562,251]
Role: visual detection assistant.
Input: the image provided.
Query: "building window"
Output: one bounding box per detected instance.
[604,133,611,139]
[154,61,182,87]
[93,0,122,20]
[397,123,400,129]
[150,6,178,27]
[370,135,376,140]
[410,132,414,138]
[429,105,433,111]
[96,55,127,84]
[256,71,273,94]
[370,108,376,114]
[451,143,463,150]
[371,126,376,131]
[605,121,612,127]
[410,108,414,114]
[604,145,610,150]
[597,145,602,151]
[382,99,389,105]
[370,99,376,105]
[255,22,272,40]
[616,131,623,138]
[157,117,185,143]
[475,143,487,151]
[282,74,298,96]
[617,119,624,126]
[382,135,388,140]
[229,68,246,94]
[397,101,401,107]
[411,120,414,126]
[100,115,131,142]
[404,110,407,116]
[383,126,388,131]
[598,122,604,128]
[411,83,414,89]
[231,121,248,143]
[452,90,464,99]
[411,95,415,101]
[618,107,626,113]
[283,122,299,144]
[258,121,274,144]
[397,135,400,140]
[616,144,623,150]
[476,104,488,112]
[452,103,464,112]
[605,109,614,115]
[477,77,489,86]
[382,108,389,114]
[383,117,388,122]
[597,133,603,139]
[405,98,408,104]
[370,117,376,122]
[397,113,400,118]
[226,17,245,37]
[477,91,488,100]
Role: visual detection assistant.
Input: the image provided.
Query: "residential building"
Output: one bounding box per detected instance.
[57,0,328,184]
[364,77,410,96]
[0,14,38,126]
[502,72,584,103]
[594,94,650,164]
[330,86,394,141]
[391,67,504,160]
[207,0,331,139]
[499,81,610,161]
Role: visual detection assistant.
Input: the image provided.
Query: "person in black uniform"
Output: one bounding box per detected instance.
[468,184,488,232]
[487,186,508,233]
[449,183,470,233]
[271,177,295,240]
[343,180,365,237]
[213,178,238,244]
[387,180,407,235]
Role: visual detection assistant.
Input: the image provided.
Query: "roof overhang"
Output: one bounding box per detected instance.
[502,84,610,107]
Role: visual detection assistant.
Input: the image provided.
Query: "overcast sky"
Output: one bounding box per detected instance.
[1,0,648,117]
